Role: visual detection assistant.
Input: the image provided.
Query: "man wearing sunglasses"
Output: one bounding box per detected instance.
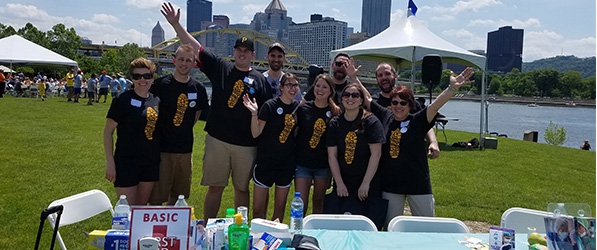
[303,52,354,104]
[148,44,209,206]
[372,63,440,159]
[161,2,272,221]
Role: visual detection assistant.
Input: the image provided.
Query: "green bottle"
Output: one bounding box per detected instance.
[227,213,250,250]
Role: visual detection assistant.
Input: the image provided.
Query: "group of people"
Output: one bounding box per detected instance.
[102,1,475,230]
[64,68,132,105]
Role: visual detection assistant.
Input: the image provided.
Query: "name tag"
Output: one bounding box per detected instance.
[188,93,197,100]
[130,99,142,107]
[244,76,254,85]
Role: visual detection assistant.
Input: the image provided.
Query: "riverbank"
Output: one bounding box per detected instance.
[415,93,596,107]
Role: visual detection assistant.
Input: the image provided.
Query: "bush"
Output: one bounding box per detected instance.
[544,121,568,145]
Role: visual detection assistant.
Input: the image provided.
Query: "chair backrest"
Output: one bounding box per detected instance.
[387,216,470,233]
[47,189,114,250]
[501,207,553,233]
[303,214,378,231]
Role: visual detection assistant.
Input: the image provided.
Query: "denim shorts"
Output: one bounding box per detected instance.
[295,165,331,179]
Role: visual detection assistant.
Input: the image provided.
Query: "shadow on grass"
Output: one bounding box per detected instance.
[437,142,483,152]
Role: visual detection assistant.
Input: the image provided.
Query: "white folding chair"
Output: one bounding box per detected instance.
[500,207,554,233]
[303,214,378,231]
[387,215,470,233]
[47,189,114,250]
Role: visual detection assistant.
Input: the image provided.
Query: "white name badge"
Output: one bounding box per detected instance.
[188,93,197,100]
[131,99,142,107]
[244,76,254,85]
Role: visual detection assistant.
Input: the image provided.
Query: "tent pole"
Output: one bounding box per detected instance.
[479,70,487,148]
[410,47,416,89]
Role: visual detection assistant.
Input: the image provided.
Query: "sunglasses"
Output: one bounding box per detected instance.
[391,100,409,106]
[334,61,344,67]
[342,92,361,98]
[131,73,154,80]
[284,83,300,88]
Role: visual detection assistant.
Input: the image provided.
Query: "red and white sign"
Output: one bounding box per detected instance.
[130,206,191,250]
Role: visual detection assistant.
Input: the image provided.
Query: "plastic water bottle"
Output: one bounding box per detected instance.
[112,195,130,230]
[174,195,188,206]
[289,192,303,234]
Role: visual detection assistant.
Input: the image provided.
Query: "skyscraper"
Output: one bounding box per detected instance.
[486,26,524,73]
[288,16,347,66]
[361,0,391,36]
[187,0,212,33]
[151,21,165,47]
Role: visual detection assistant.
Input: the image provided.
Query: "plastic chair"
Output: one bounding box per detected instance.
[303,214,378,231]
[46,189,114,250]
[387,216,470,233]
[500,207,554,233]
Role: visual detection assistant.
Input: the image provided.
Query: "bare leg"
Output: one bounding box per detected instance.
[312,177,330,214]
[115,186,138,205]
[272,186,290,222]
[135,182,155,205]
[295,177,312,214]
[234,187,250,212]
[252,185,269,220]
[204,186,225,221]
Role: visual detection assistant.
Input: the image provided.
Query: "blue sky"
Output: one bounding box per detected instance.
[0,0,594,62]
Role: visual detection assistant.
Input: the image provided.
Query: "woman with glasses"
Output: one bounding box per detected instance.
[294,74,341,214]
[326,83,386,229]
[242,72,300,221]
[103,57,160,205]
[362,67,475,226]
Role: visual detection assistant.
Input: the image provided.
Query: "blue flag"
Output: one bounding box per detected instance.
[408,0,418,16]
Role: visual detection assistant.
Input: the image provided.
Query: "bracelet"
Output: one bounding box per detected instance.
[447,85,457,92]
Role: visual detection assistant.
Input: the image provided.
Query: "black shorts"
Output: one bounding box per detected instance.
[113,157,160,187]
[252,163,294,188]
[99,88,109,95]
[88,92,95,98]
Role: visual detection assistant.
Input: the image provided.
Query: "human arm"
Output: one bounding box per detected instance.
[103,118,118,183]
[327,146,348,197]
[194,110,202,125]
[426,129,440,159]
[242,93,265,138]
[161,2,202,52]
[426,67,474,123]
[358,142,381,201]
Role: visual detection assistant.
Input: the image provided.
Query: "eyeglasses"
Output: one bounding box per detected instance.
[334,61,344,67]
[391,100,409,106]
[131,73,154,80]
[342,92,361,98]
[284,83,300,88]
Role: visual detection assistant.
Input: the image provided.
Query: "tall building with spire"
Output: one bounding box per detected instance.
[151,21,165,47]
[187,0,212,33]
[361,0,391,36]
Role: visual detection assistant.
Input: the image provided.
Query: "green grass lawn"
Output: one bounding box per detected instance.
[0,95,594,249]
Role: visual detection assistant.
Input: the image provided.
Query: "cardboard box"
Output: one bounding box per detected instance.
[88,230,109,250]
[104,230,129,250]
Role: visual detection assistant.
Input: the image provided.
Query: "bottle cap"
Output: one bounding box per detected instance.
[234,213,243,225]
[178,195,185,199]
[295,192,300,197]
[226,208,235,217]
[120,195,126,199]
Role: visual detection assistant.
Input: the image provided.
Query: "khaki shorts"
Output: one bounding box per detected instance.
[201,134,256,191]
[149,152,193,204]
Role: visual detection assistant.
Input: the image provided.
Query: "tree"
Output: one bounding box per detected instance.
[46,24,81,60]
[74,54,102,77]
[116,43,147,74]
[99,50,119,74]
[580,76,596,99]
[530,69,560,97]
[0,23,17,38]
[17,22,49,48]
[488,76,502,95]
[559,70,583,98]
[544,121,568,146]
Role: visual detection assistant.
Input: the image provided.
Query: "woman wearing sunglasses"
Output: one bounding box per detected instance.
[362,67,475,226]
[242,72,300,221]
[103,58,160,205]
[326,83,386,229]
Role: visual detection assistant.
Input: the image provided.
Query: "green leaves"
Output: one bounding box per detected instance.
[544,121,568,146]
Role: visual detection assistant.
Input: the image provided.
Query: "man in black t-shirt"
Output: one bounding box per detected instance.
[148,44,209,205]
[304,53,353,104]
[161,3,272,221]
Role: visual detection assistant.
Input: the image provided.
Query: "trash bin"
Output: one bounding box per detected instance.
[523,131,538,142]
[483,137,498,149]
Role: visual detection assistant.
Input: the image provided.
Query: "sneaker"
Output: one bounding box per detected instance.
[74,100,79,103]
[87,102,93,105]
[42,98,45,102]
[103,100,106,103]
[67,99,72,102]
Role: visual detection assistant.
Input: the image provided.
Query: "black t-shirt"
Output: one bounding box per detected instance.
[327,113,385,196]
[107,90,161,165]
[304,79,349,105]
[372,92,423,112]
[295,101,334,169]
[256,97,299,168]
[198,49,272,146]
[150,74,209,153]
[370,101,435,195]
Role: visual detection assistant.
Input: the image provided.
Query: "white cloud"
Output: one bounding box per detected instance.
[390,9,405,23]
[468,18,541,29]
[442,28,486,51]
[425,0,503,14]
[243,4,265,14]
[523,30,596,61]
[125,0,162,10]
[91,14,119,24]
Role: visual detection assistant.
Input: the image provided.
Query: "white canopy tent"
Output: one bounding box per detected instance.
[330,13,489,145]
[0,35,78,69]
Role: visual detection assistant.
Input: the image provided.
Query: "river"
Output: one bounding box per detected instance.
[439,100,596,150]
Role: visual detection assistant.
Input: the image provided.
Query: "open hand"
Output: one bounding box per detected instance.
[242,93,258,115]
[161,2,180,26]
[449,67,475,89]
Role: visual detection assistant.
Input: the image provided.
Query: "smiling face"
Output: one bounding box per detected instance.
[131,67,153,95]
[376,64,396,94]
[233,46,255,69]
[390,96,410,121]
[173,49,195,76]
[313,77,332,102]
[331,55,349,81]
[281,78,299,101]
[267,49,285,71]
[341,86,363,111]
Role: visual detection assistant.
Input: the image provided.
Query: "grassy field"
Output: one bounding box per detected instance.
[0,95,594,249]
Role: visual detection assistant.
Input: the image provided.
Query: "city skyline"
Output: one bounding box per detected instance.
[0,0,594,62]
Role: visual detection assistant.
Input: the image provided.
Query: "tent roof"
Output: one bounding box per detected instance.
[0,35,78,68]
[331,14,486,70]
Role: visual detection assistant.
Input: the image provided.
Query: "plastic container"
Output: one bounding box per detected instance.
[112,195,130,230]
[289,192,303,234]
[227,214,249,250]
[250,218,289,233]
[174,195,188,207]
[237,206,248,224]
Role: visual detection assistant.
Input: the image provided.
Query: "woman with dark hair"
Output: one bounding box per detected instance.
[242,72,300,221]
[103,58,160,205]
[362,67,475,226]
[326,83,385,228]
[294,74,341,214]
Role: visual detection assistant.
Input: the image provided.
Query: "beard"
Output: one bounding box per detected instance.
[269,62,282,71]
[333,70,347,81]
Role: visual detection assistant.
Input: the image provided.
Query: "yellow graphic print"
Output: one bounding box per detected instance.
[389,128,402,158]
[344,131,357,164]
[309,118,326,148]
[279,114,295,143]
[227,80,244,108]
[173,93,188,126]
[145,107,158,140]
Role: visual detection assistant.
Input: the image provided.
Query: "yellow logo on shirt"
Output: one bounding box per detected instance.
[344,131,357,164]
[279,114,295,143]
[145,107,158,140]
[228,80,244,108]
[309,118,326,148]
[173,94,188,126]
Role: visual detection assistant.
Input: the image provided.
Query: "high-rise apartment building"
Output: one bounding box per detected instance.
[187,0,212,33]
[486,26,524,73]
[151,21,165,47]
[288,15,347,66]
[361,0,391,36]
